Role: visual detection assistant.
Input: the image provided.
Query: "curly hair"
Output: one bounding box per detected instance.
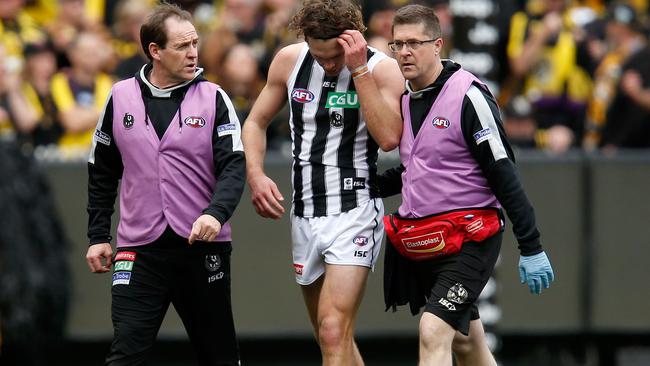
[289,0,367,40]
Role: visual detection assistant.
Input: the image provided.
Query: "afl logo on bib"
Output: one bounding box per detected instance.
[291,88,314,103]
[184,116,205,128]
[432,116,450,129]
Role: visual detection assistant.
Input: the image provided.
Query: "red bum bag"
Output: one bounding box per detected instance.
[384,208,502,261]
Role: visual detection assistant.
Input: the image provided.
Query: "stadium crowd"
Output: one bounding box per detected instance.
[0,0,649,160]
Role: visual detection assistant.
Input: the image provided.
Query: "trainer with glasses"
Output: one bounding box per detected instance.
[380,4,555,366]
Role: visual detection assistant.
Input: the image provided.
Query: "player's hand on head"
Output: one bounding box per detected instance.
[188,214,222,244]
[518,251,555,294]
[337,29,368,70]
[248,174,285,219]
[86,243,113,273]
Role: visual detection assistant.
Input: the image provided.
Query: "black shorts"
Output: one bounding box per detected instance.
[105,227,239,366]
[417,232,501,335]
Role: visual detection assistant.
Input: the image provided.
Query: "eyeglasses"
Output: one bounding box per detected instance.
[388,39,438,52]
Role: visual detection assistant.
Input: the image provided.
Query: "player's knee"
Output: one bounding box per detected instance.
[318,315,349,350]
[419,314,453,353]
[452,333,473,357]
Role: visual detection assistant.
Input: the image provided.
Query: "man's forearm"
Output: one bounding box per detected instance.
[353,71,401,151]
[242,121,269,176]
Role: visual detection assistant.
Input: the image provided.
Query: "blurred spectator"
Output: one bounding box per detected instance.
[583,5,645,150]
[363,0,451,56]
[21,41,63,147]
[506,0,593,153]
[574,15,607,77]
[201,0,267,80]
[503,95,537,149]
[0,44,38,143]
[262,0,298,40]
[0,0,46,73]
[365,0,398,55]
[429,0,452,54]
[620,64,650,111]
[259,0,298,71]
[218,43,264,121]
[111,0,152,79]
[218,42,290,147]
[594,4,650,150]
[51,31,112,153]
[45,0,108,69]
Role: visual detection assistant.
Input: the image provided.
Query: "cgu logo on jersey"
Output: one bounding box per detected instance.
[325,92,359,108]
[291,88,315,103]
[184,116,205,128]
[432,116,450,129]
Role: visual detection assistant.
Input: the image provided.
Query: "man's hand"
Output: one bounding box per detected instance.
[337,29,369,70]
[518,251,555,294]
[86,243,113,273]
[189,214,222,244]
[248,173,285,219]
[621,71,643,96]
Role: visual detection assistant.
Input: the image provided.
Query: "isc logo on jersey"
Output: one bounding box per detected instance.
[291,88,314,103]
[325,92,359,108]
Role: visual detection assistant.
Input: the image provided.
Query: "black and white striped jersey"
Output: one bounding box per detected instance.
[287,43,388,218]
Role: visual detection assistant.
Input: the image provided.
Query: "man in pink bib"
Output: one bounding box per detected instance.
[381,4,555,365]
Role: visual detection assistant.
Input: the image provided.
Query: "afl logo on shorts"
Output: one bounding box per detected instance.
[204,254,221,272]
[353,236,368,246]
[432,116,450,129]
[123,113,134,129]
[291,88,314,103]
[184,116,206,128]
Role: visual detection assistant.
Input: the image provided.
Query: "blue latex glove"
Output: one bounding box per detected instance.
[518,251,554,294]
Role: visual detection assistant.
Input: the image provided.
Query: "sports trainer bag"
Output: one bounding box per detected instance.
[384,208,502,261]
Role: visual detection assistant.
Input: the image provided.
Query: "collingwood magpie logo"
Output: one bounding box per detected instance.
[330,111,343,128]
[447,283,469,304]
[204,254,221,272]
[123,113,134,129]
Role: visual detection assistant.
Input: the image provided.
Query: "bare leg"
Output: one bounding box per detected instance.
[418,312,455,366]
[452,319,497,366]
[301,275,324,338]
[301,264,369,366]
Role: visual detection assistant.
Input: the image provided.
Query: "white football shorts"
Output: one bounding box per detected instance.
[291,198,384,285]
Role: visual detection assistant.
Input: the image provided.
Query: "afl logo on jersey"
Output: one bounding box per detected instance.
[291,88,314,103]
[432,117,450,129]
[184,116,205,128]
